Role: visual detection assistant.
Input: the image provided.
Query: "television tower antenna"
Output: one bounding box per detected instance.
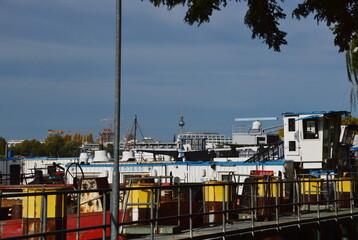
[178,103,185,133]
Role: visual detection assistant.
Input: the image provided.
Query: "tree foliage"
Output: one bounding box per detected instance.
[59,141,80,157]
[73,133,83,145]
[44,134,82,157]
[0,137,7,157]
[11,139,45,157]
[44,134,65,157]
[64,134,72,143]
[145,0,358,52]
[342,116,358,126]
[346,33,358,109]
[84,133,94,143]
[6,134,81,158]
[292,0,358,52]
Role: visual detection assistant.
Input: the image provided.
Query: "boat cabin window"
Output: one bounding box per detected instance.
[303,118,319,139]
[222,175,230,181]
[289,141,296,151]
[288,118,295,132]
[257,137,266,145]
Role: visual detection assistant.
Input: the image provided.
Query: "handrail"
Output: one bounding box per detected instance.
[1,177,358,239]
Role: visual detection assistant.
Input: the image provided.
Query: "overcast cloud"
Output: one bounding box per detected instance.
[0,0,354,141]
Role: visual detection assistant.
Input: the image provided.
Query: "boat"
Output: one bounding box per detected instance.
[0,110,357,239]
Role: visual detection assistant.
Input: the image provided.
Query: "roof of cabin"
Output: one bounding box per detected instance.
[282,111,349,117]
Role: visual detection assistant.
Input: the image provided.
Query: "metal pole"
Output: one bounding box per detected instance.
[103,192,107,240]
[155,185,160,231]
[150,188,154,240]
[297,179,300,222]
[250,183,255,239]
[0,190,2,219]
[222,184,226,237]
[308,176,311,211]
[293,180,296,214]
[202,185,206,225]
[250,184,254,228]
[316,180,320,219]
[189,186,193,238]
[43,193,47,240]
[350,179,353,215]
[39,190,45,238]
[76,191,80,240]
[334,179,338,216]
[275,181,279,226]
[178,187,181,227]
[110,0,122,239]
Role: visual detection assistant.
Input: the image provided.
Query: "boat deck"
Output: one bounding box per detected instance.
[139,208,358,239]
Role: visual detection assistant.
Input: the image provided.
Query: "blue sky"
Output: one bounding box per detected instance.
[0,0,355,142]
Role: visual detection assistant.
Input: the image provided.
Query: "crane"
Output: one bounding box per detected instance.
[100,118,120,132]
[47,129,101,135]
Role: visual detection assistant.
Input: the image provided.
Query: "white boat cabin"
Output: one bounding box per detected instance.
[283,111,350,169]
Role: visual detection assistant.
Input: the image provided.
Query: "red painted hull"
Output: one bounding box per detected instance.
[0,211,126,240]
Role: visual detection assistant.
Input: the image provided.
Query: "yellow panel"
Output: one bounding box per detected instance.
[128,183,157,208]
[335,178,353,193]
[299,178,322,195]
[204,181,232,202]
[257,179,283,197]
[22,187,66,218]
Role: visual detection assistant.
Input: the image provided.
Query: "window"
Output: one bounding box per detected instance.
[289,141,296,151]
[303,118,319,139]
[257,137,266,145]
[10,164,21,185]
[288,118,295,132]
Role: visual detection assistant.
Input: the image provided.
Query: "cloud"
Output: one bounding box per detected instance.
[0,0,354,141]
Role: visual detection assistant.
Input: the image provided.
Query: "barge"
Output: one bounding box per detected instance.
[1,111,358,239]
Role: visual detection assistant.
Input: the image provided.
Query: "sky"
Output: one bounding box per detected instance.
[0,0,355,142]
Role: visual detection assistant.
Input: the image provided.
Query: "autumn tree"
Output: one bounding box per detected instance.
[64,134,72,143]
[84,133,94,143]
[73,133,83,145]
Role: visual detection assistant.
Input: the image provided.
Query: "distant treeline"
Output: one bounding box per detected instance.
[0,133,95,158]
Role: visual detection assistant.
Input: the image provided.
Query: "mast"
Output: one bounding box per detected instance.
[134,114,137,145]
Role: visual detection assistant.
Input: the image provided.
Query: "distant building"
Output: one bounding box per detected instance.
[7,139,45,147]
[81,143,101,151]
[126,137,177,149]
[98,128,114,146]
[7,140,24,147]
[178,132,232,148]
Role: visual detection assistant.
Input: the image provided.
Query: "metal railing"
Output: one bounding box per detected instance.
[1,176,358,239]
[246,140,284,162]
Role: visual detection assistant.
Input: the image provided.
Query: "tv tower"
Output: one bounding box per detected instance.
[178,105,185,133]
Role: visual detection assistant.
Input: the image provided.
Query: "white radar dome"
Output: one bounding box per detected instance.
[252,120,262,131]
[79,152,89,164]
